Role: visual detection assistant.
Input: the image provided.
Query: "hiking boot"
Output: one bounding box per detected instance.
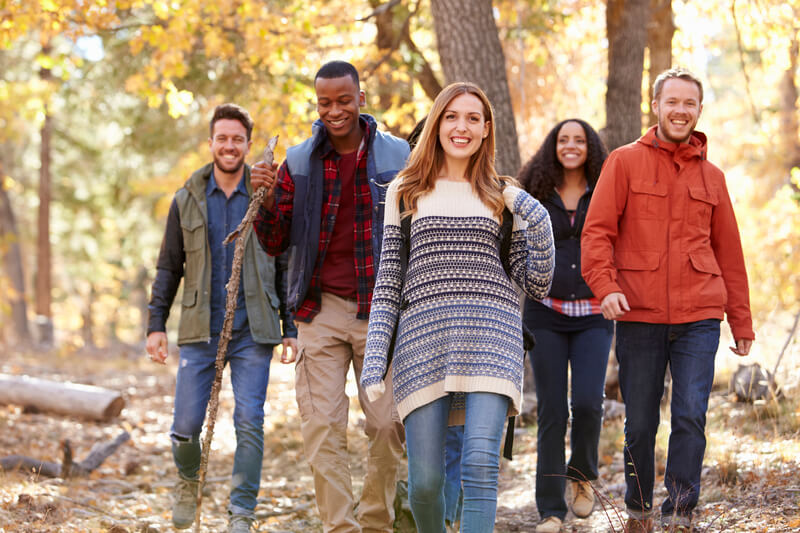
[171,477,198,529]
[535,516,563,533]
[569,480,595,518]
[660,514,692,532]
[228,514,254,532]
[625,516,654,533]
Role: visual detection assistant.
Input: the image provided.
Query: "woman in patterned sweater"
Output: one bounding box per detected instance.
[360,82,555,533]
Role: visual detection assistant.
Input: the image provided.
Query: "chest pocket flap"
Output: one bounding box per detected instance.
[181,216,205,252]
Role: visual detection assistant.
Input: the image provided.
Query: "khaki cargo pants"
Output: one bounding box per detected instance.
[295,292,405,533]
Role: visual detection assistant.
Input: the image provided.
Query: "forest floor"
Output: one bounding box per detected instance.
[0,343,799,533]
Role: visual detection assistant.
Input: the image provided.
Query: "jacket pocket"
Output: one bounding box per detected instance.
[616,250,660,311]
[181,217,205,252]
[687,186,718,229]
[182,286,198,308]
[629,180,668,219]
[688,251,726,307]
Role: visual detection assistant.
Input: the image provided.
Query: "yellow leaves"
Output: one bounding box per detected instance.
[40,0,59,13]
[164,82,193,118]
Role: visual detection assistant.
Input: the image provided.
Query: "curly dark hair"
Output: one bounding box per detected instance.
[517,119,608,201]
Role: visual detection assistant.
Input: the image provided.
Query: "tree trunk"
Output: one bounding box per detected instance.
[36,45,54,346]
[779,36,800,194]
[0,163,32,345]
[646,0,674,127]
[430,0,521,176]
[0,373,125,420]
[369,0,416,136]
[605,0,651,151]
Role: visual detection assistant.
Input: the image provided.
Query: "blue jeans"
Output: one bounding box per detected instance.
[405,392,508,533]
[531,326,613,520]
[171,329,273,517]
[615,319,720,519]
[444,425,464,525]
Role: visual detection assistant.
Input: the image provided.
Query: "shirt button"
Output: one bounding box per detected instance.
[570,293,576,298]
[571,263,576,269]
[374,206,378,212]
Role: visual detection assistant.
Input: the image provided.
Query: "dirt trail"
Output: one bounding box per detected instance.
[0,348,798,532]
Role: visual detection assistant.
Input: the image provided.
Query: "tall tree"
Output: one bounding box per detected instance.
[0,165,32,345]
[779,36,800,192]
[430,0,520,175]
[646,0,674,127]
[605,0,650,150]
[36,44,54,346]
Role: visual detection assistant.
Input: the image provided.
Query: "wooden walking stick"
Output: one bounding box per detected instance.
[193,135,279,531]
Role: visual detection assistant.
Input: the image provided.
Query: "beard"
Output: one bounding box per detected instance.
[213,153,245,175]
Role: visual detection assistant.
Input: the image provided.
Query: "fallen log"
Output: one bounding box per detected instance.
[0,431,130,478]
[0,373,124,420]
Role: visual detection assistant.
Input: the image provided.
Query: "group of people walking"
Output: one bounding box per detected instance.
[145,59,754,533]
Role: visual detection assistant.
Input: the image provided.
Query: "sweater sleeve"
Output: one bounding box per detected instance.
[360,180,404,398]
[503,185,555,300]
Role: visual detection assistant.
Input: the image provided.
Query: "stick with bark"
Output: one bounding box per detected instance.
[193,136,278,531]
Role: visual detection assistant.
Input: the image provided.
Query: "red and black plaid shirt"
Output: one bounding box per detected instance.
[254,119,375,321]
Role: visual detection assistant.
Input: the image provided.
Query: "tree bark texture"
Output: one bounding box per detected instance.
[36,46,54,346]
[646,0,674,127]
[779,36,800,194]
[0,373,125,421]
[0,166,32,345]
[605,0,651,151]
[431,0,521,176]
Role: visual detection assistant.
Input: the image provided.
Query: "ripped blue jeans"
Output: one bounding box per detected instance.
[171,329,273,517]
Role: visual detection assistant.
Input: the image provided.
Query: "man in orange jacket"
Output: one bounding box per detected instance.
[581,68,754,533]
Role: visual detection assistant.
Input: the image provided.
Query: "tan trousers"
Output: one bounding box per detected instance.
[295,292,405,533]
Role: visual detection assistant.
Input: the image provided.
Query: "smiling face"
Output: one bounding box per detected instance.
[652,78,703,144]
[209,118,251,177]
[315,74,365,151]
[437,92,490,164]
[555,121,588,170]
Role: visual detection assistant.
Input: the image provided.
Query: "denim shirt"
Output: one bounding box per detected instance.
[207,171,249,334]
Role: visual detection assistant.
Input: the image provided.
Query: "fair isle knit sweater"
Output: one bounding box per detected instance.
[361,178,555,423]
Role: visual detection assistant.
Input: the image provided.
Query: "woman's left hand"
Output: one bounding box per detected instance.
[502,185,524,211]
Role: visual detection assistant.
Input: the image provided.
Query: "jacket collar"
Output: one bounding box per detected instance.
[639,125,708,161]
[309,113,378,158]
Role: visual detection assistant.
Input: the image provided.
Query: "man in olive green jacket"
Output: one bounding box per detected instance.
[146,103,294,533]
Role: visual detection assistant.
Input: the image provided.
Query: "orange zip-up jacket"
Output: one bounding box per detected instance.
[581,126,754,341]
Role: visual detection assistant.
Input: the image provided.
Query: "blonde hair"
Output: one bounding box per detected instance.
[397,82,513,218]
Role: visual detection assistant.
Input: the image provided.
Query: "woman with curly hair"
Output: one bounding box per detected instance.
[518,119,614,533]
[360,82,555,532]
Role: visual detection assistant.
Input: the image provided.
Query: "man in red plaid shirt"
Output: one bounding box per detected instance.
[252,61,409,533]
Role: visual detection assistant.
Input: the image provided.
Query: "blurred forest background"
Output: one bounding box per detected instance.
[0,0,798,372]
[1,2,800,531]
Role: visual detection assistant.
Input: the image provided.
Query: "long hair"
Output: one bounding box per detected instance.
[396,82,509,218]
[517,119,607,202]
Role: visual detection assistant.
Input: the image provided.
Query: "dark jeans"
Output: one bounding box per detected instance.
[531,327,613,520]
[616,319,720,519]
[171,330,273,517]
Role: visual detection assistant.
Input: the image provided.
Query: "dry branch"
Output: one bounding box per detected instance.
[0,431,130,478]
[193,136,278,531]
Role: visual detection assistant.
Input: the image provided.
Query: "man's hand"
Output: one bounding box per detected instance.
[730,338,753,357]
[280,337,298,364]
[600,292,630,320]
[251,160,279,209]
[146,331,169,364]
